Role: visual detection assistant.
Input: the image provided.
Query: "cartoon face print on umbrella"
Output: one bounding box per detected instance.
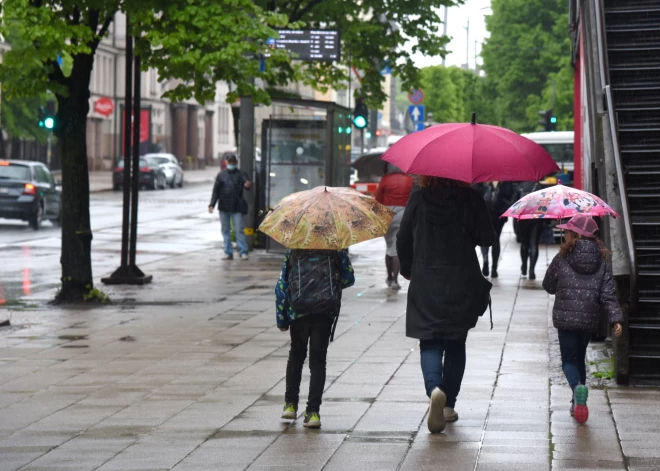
[563,195,597,214]
[537,192,554,215]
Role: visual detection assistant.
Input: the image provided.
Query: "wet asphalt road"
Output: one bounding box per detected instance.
[0,186,220,304]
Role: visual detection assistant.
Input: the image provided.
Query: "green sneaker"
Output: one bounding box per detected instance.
[281,403,297,420]
[303,411,321,428]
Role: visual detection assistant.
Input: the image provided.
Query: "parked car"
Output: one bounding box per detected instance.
[143,153,184,188]
[0,160,61,230]
[112,157,167,191]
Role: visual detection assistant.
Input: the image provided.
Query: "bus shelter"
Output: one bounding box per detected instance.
[257,98,352,252]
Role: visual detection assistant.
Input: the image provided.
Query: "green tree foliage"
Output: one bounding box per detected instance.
[0,94,47,141]
[417,66,498,125]
[480,0,573,132]
[257,0,459,109]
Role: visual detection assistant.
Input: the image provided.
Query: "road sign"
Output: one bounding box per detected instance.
[415,122,425,132]
[408,89,424,105]
[267,29,340,61]
[94,97,114,117]
[408,105,425,123]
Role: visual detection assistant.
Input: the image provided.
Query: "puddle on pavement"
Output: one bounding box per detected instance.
[58,335,89,342]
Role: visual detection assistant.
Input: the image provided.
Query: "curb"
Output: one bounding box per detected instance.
[90,179,216,194]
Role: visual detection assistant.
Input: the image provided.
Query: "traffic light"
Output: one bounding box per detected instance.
[353,99,368,129]
[39,100,56,130]
[538,109,557,132]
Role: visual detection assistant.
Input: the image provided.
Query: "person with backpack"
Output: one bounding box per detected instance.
[397,176,495,433]
[276,249,355,428]
[474,182,517,278]
[208,155,251,260]
[542,214,623,423]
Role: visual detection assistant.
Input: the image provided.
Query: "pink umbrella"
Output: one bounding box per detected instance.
[502,184,619,220]
[381,114,560,183]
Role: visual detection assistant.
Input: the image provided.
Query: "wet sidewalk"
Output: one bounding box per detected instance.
[0,227,659,471]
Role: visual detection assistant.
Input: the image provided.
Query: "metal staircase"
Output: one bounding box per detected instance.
[605,0,660,382]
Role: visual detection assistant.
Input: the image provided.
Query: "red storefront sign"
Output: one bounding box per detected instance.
[94,97,114,117]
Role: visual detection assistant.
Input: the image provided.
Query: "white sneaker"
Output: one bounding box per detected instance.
[427,387,447,433]
[221,254,233,261]
[240,253,249,260]
[444,407,459,422]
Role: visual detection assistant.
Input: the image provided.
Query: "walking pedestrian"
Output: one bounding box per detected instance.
[277,249,355,428]
[517,182,543,279]
[397,176,496,433]
[474,182,517,278]
[208,155,251,260]
[375,163,413,290]
[542,214,623,424]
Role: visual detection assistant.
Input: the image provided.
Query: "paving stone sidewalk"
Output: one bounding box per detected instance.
[0,228,658,471]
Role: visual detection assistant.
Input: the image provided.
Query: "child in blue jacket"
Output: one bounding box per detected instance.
[276,249,354,428]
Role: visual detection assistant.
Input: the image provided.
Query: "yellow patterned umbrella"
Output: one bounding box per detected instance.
[259,186,395,249]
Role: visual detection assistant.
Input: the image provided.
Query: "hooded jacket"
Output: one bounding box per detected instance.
[543,239,624,332]
[397,186,496,340]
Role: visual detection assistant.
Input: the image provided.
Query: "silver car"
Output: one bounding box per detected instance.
[143,153,184,188]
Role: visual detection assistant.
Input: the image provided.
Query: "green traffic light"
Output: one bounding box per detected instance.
[353,115,367,129]
[338,127,344,134]
[44,117,55,129]
[550,116,557,124]
[366,131,372,139]
[346,127,352,135]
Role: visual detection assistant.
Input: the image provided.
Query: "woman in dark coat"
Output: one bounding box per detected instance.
[397,176,496,434]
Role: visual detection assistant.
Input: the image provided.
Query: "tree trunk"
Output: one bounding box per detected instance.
[54,54,95,303]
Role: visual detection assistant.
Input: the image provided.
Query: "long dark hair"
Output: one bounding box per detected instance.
[560,230,610,261]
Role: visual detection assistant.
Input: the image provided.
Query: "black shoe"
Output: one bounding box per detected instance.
[529,271,536,280]
[521,262,527,277]
[482,263,489,277]
[491,267,498,279]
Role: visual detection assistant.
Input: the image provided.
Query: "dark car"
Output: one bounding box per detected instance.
[112,157,167,191]
[0,160,61,230]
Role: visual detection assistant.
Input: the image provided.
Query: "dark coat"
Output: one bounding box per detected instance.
[209,169,249,213]
[397,186,496,340]
[543,239,624,332]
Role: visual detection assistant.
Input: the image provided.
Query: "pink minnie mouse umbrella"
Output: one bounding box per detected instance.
[502,184,619,220]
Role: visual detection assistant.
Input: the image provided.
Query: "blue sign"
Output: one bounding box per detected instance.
[408,105,425,123]
[415,122,425,132]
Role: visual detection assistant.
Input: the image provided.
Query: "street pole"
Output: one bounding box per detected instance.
[464,19,470,69]
[46,132,52,168]
[102,19,152,285]
[361,128,365,154]
[129,53,141,268]
[239,77,255,251]
[442,6,448,67]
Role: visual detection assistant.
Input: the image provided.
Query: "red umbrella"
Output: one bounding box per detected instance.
[381,114,560,183]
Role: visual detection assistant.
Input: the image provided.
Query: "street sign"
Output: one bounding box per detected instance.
[408,105,425,123]
[408,89,424,105]
[94,97,114,117]
[267,29,340,61]
[415,122,425,132]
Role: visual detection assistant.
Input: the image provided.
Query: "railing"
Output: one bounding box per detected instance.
[593,0,639,311]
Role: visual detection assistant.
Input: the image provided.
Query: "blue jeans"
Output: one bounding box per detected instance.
[558,329,591,392]
[420,337,467,408]
[220,211,248,256]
